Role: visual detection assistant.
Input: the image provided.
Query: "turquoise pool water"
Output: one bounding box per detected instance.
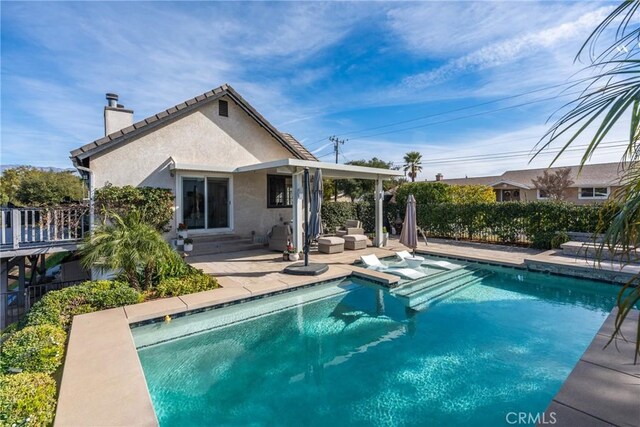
[132,263,620,427]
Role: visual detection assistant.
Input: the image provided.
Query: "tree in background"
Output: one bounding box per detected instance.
[534,1,639,359]
[337,158,395,201]
[403,151,423,182]
[0,167,84,206]
[531,168,575,200]
[394,182,495,211]
[94,184,174,232]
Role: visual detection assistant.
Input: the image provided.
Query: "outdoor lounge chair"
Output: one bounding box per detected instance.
[360,254,427,280]
[268,223,292,252]
[336,220,364,237]
[396,251,460,270]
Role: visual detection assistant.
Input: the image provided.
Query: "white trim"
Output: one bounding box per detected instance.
[489,179,531,190]
[536,189,550,200]
[176,172,234,233]
[578,186,610,200]
[170,162,235,173]
[236,158,404,179]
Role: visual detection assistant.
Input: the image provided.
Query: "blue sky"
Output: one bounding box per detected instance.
[1,1,629,180]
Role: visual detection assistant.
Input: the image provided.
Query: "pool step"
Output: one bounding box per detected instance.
[392,266,475,297]
[391,267,492,310]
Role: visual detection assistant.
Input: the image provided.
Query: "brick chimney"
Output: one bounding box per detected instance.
[104,93,133,136]
[435,173,444,181]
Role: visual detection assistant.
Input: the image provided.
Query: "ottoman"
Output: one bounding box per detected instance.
[318,236,345,254]
[344,234,367,250]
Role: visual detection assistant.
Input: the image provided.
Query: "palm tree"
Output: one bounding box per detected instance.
[79,211,172,290]
[403,151,423,182]
[534,1,639,360]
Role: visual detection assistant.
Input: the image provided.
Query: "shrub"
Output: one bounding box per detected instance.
[155,250,196,282]
[25,286,92,330]
[84,280,143,309]
[156,273,218,298]
[1,325,66,374]
[26,280,142,330]
[322,202,357,234]
[411,201,614,248]
[551,231,571,249]
[0,373,57,427]
[94,184,174,231]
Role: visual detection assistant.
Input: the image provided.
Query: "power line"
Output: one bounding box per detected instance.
[303,77,595,147]
[348,89,584,141]
[383,140,627,166]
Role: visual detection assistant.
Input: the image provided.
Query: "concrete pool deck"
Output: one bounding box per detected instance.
[55,240,639,426]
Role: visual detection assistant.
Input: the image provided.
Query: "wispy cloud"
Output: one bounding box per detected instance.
[401,6,613,89]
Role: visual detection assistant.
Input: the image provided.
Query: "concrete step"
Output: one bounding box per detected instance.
[561,241,639,262]
[186,236,266,256]
[189,234,243,243]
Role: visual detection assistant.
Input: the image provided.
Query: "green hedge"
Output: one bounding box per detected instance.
[95,184,174,232]
[415,201,608,249]
[1,325,66,374]
[321,201,379,234]
[26,280,142,330]
[395,182,496,212]
[156,273,218,298]
[324,200,609,249]
[0,373,57,427]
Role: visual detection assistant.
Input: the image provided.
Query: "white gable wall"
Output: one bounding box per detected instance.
[88,95,297,238]
[90,95,293,189]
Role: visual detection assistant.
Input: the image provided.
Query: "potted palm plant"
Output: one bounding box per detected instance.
[289,248,299,261]
[183,238,193,252]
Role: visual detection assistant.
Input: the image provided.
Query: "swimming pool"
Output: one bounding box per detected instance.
[132,262,620,426]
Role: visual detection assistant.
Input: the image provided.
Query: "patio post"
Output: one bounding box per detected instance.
[291,170,304,252]
[374,177,384,247]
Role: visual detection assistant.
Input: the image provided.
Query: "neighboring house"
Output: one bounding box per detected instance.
[433,163,623,204]
[70,84,401,249]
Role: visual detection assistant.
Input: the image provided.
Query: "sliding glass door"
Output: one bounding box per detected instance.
[182,177,230,230]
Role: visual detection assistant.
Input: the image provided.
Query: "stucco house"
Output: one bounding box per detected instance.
[433,163,623,204]
[70,84,401,251]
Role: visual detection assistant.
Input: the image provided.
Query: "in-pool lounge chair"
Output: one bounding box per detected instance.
[360,254,427,280]
[395,251,460,270]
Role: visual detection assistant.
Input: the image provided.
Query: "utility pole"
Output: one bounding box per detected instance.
[329,136,346,201]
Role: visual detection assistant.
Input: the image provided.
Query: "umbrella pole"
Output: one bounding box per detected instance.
[304,168,310,267]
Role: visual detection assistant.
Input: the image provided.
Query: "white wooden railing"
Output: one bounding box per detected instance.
[1,206,89,250]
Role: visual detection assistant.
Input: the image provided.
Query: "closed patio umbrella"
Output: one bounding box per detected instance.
[308,168,323,241]
[399,194,418,255]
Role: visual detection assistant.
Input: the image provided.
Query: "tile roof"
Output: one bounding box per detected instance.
[439,162,624,188]
[70,84,317,163]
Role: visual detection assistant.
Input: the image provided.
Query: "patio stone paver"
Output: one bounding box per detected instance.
[543,308,640,427]
[550,360,640,426]
[543,401,615,427]
[179,286,252,309]
[242,280,289,296]
[581,334,640,378]
[597,308,639,343]
[123,297,188,323]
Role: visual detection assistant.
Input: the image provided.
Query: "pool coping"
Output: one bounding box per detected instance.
[541,308,640,426]
[54,267,399,427]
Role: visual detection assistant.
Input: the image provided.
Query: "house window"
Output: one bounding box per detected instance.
[579,187,609,199]
[267,175,293,208]
[537,189,550,200]
[219,100,228,117]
